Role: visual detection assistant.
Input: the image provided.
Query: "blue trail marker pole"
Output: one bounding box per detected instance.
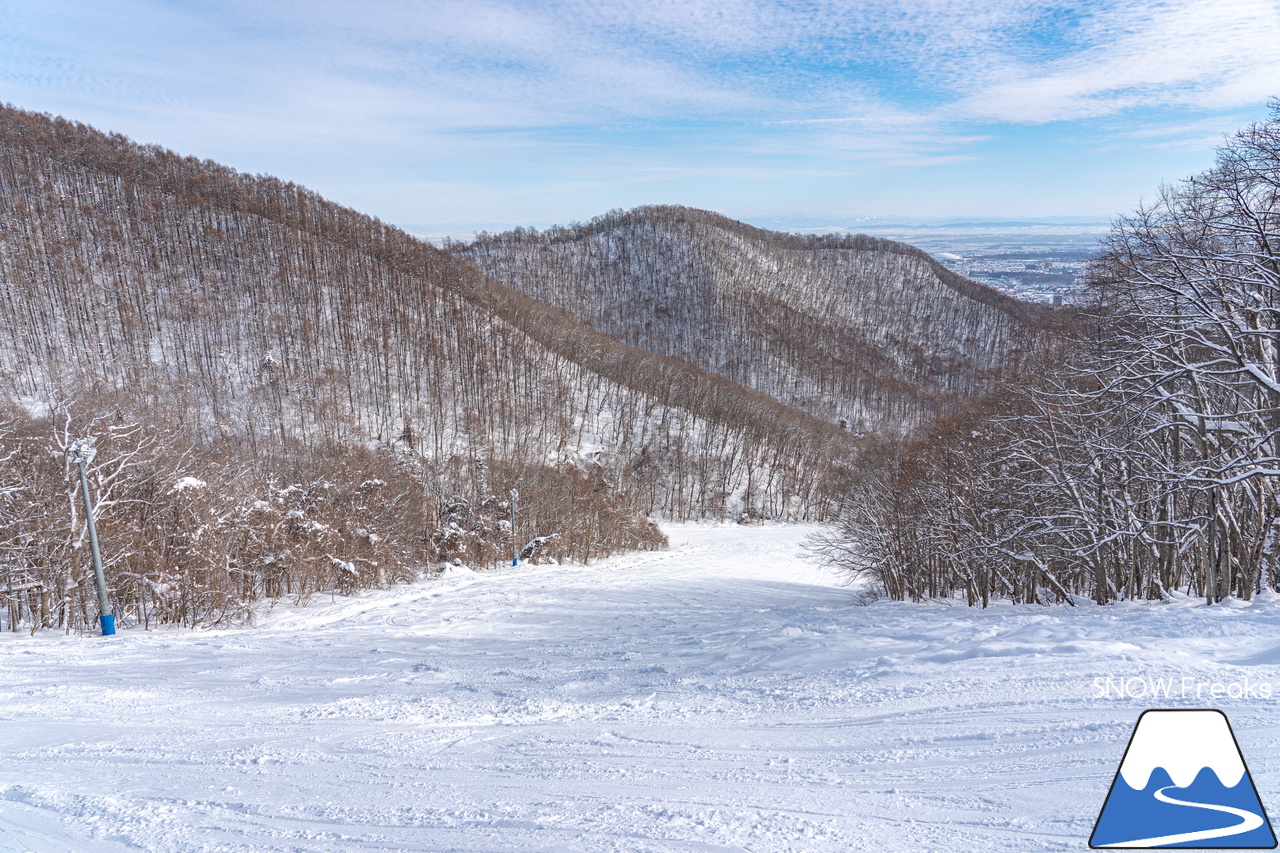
[510,489,519,566]
[69,438,114,636]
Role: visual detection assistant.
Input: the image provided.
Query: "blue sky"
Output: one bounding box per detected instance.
[2,0,1278,235]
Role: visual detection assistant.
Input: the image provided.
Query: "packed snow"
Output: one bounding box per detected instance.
[3,524,1280,852]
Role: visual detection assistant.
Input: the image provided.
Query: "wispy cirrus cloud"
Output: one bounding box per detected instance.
[0,0,1276,224]
[952,0,1280,122]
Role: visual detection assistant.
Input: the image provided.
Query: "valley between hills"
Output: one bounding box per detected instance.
[0,103,1037,632]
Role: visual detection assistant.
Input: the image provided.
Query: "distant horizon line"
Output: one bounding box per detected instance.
[403,210,1116,244]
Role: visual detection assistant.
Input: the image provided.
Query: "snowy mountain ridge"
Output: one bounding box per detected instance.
[0,102,1051,632]
[453,205,1048,434]
[0,105,853,524]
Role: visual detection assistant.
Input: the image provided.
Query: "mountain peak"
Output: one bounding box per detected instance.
[454,204,1045,434]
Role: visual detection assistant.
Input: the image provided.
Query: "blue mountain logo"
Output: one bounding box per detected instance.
[1091,709,1276,848]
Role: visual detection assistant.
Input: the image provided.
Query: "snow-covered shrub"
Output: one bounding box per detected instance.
[0,406,433,631]
[424,459,666,569]
[0,403,669,632]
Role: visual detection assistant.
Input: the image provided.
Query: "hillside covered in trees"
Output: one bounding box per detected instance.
[813,107,1280,607]
[0,103,1046,632]
[453,206,1046,434]
[0,106,835,631]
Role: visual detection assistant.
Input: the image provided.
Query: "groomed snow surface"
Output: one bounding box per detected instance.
[3,524,1280,852]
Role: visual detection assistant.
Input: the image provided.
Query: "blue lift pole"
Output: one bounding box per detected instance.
[70,438,114,636]
[510,489,519,566]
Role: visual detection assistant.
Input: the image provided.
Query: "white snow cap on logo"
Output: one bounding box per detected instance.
[1119,710,1246,790]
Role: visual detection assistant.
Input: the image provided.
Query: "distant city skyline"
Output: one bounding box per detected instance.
[3,0,1278,237]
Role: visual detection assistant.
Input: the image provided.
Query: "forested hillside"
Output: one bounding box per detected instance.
[453,206,1046,434]
[813,108,1280,607]
[0,105,855,630]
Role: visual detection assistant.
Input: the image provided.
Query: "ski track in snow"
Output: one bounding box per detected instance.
[3,524,1280,852]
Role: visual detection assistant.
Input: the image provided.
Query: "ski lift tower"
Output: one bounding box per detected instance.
[69,438,114,636]
[510,489,519,566]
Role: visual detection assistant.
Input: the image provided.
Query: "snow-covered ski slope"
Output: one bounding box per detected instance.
[4,524,1280,852]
